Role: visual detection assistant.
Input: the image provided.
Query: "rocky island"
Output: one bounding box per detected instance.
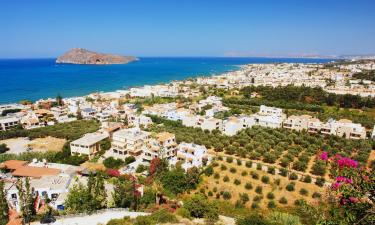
[56,48,138,65]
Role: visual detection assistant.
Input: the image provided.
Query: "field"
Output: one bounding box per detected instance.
[28,136,66,152]
[196,158,326,209]
[0,136,66,154]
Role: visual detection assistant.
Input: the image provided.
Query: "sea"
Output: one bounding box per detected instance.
[0,57,333,104]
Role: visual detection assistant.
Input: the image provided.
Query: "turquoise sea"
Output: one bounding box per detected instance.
[0,57,332,104]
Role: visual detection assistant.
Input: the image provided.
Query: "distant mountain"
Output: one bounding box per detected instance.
[56,48,138,65]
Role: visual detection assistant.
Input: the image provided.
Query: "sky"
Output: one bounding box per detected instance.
[0,0,374,58]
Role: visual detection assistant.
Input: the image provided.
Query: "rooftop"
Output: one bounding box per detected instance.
[71,132,109,146]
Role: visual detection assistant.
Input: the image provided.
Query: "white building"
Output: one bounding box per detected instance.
[197,116,222,131]
[372,125,375,140]
[283,115,313,131]
[222,117,243,136]
[320,119,366,139]
[172,142,209,171]
[0,116,20,131]
[108,128,150,160]
[5,176,72,212]
[70,132,109,159]
[144,132,177,162]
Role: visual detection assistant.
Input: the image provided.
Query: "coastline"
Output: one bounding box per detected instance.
[0,57,333,105]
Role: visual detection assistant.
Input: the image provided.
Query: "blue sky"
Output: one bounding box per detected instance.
[0,0,374,58]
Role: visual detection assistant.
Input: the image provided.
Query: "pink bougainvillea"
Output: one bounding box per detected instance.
[336,157,358,169]
[319,151,329,161]
[336,176,353,184]
[106,168,120,177]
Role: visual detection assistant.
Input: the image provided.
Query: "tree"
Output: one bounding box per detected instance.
[103,157,124,169]
[56,94,63,106]
[0,144,9,154]
[16,178,36,224]
[184,194,217,221]
[112,177,136,209]
[65,174,107,213]
[64,181,93,213]
[0,181,9,225]
[87,173,107,210]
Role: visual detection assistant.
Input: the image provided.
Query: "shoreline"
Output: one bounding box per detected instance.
[0,57,334,105]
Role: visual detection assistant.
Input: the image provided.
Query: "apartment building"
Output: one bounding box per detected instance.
[197,116,223,131]
[108,128,150,160]
[321,119,366,139]
[172,142,209,171]
[144,132,177,162]
[283,115,313,131]
[222,117,243,136]
[70,132,109,159]
[0,116,20,131]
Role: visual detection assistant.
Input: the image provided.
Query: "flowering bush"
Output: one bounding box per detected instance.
[318,152,375,225]
[106,169,120,177]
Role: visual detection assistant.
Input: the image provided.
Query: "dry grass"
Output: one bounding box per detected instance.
[80,161,106,171]
[28,136,66,152]
[197,160,326,209]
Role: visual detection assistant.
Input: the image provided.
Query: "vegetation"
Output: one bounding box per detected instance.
[148,116,372,178]
[0,144,9,154]
[0,181,9,225]
[65,173,107,213]
[0,119,100,140]
[103,157,125,169]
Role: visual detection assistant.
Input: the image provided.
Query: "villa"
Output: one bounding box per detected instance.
[70,132,109,159]
[172,142,209,171]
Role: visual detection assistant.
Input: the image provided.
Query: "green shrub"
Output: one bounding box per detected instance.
[256,163,262,170]
[220,164,227,171]
[245,182,253,190]
[299,188,308,196]
[214,172,220,179]
[226,157,233,163]
[245,161,252,168]
[267,192,275,200]
[268,211,302,225]
[176,207,192,219]
[279,168,288,177]
[239,193,250,204]
[223,175,230,182]
[286,182,295,192]
[234,179,241,185]
[204,166,214,176]
[312,192,322,199]
[103,157,124,169]
[279,197,288,204]
[267,166,276,175]
[289,172,298,180]
[251,202,259,209]
[253,195,263,202]
[315,177,325,187]
[267,200,276,208]
[255,186,263,194]
[261,175,270,184]
[222,191,232,200]
[236,159,242,165]
[241,171,248,176]
[303,175,312,183]
[294,199,306,206]
[230,167,237,173]
[252,172,259,180]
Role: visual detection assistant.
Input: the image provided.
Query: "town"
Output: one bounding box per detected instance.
[1,60,375,225]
